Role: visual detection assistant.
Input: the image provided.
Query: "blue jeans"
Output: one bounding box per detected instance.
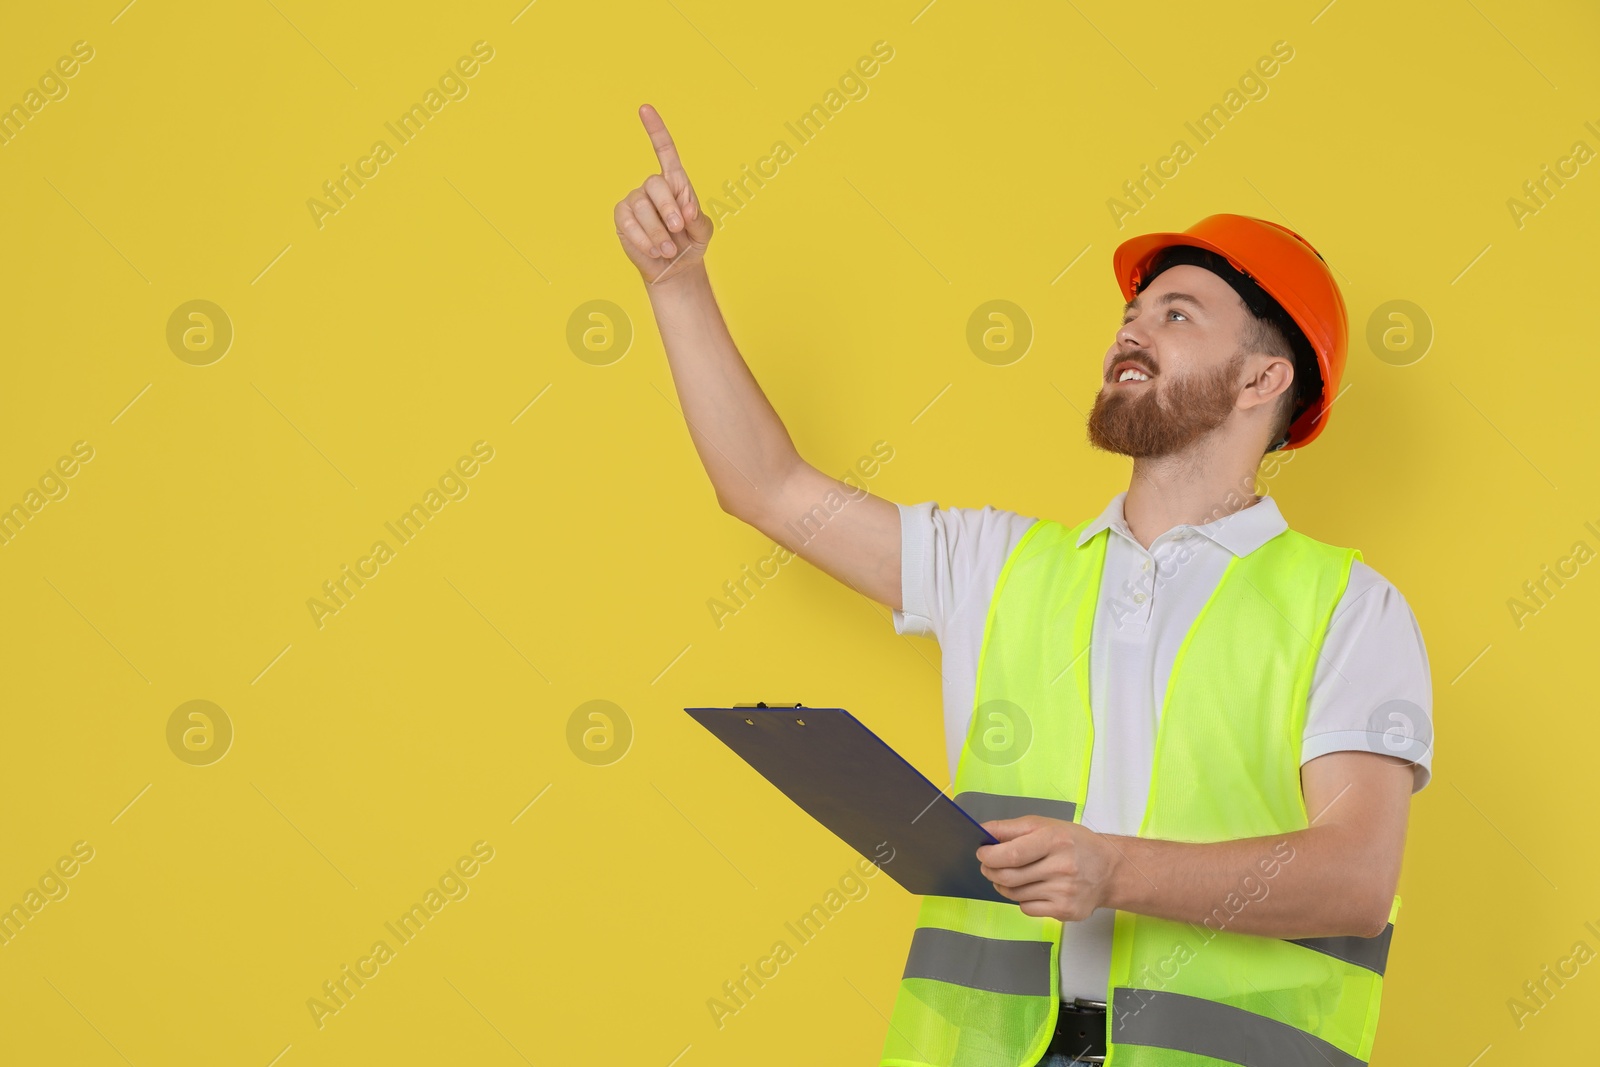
[1032,1054,1100,1067]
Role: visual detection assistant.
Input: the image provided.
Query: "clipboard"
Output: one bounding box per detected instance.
[684,703,1011,904]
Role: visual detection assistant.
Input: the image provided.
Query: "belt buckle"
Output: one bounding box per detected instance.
[1059,998,1107,1064]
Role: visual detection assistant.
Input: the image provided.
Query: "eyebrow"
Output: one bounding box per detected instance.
[1123,292,1206,317]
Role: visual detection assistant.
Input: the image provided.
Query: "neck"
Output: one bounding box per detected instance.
[1123,439,1263,550]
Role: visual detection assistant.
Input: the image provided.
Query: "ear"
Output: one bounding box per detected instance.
[1238,353,1294,415]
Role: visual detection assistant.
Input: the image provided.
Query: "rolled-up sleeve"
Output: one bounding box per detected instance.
[893,502,937,637]
[891,500,1040,643]
[1302,560,1435,793]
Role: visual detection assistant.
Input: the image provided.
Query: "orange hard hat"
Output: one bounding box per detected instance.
[1111,213,1348,450]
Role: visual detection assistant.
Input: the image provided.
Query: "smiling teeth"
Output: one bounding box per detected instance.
[1118,369,1150,382]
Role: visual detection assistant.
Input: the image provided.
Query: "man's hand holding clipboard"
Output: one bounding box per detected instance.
[975,816,1120,922]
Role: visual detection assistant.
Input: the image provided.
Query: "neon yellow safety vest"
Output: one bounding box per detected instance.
[880,515,1400,1067]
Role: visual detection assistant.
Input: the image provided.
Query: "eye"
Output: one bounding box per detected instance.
[1120,309,1188,325]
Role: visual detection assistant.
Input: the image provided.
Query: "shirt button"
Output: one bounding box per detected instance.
[1133,592,1146,603]
[1141,560,1151,572]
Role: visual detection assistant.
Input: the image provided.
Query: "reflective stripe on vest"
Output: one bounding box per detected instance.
[895,923,1394,996]
[1289,923,1394,975]
[955,791,1076,826]
[879,516,1398,1067]
[902,928,1053,997]
[1110,989,1366,1067]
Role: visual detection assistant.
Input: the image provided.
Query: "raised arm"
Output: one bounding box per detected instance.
[617,104,903,611]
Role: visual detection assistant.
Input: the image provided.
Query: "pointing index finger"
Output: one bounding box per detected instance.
[638,103,687,178]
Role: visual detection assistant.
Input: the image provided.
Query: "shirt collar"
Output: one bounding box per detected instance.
[1075,490,1289,557]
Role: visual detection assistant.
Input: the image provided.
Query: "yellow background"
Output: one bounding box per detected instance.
[1,0,1595,1063]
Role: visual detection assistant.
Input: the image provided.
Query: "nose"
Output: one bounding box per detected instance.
[1115,318,1147,348]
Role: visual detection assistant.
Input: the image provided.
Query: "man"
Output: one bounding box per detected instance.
[617,104,1433,1067]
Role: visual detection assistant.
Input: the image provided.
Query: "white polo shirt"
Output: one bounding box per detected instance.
[891,490,1434,1001]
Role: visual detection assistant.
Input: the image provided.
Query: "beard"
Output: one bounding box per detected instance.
[1086,349,1246,459]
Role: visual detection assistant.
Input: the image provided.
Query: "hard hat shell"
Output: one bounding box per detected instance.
[1112,213,1348,450]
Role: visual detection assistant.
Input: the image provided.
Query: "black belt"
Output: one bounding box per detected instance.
[1044,998,1106,1063]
